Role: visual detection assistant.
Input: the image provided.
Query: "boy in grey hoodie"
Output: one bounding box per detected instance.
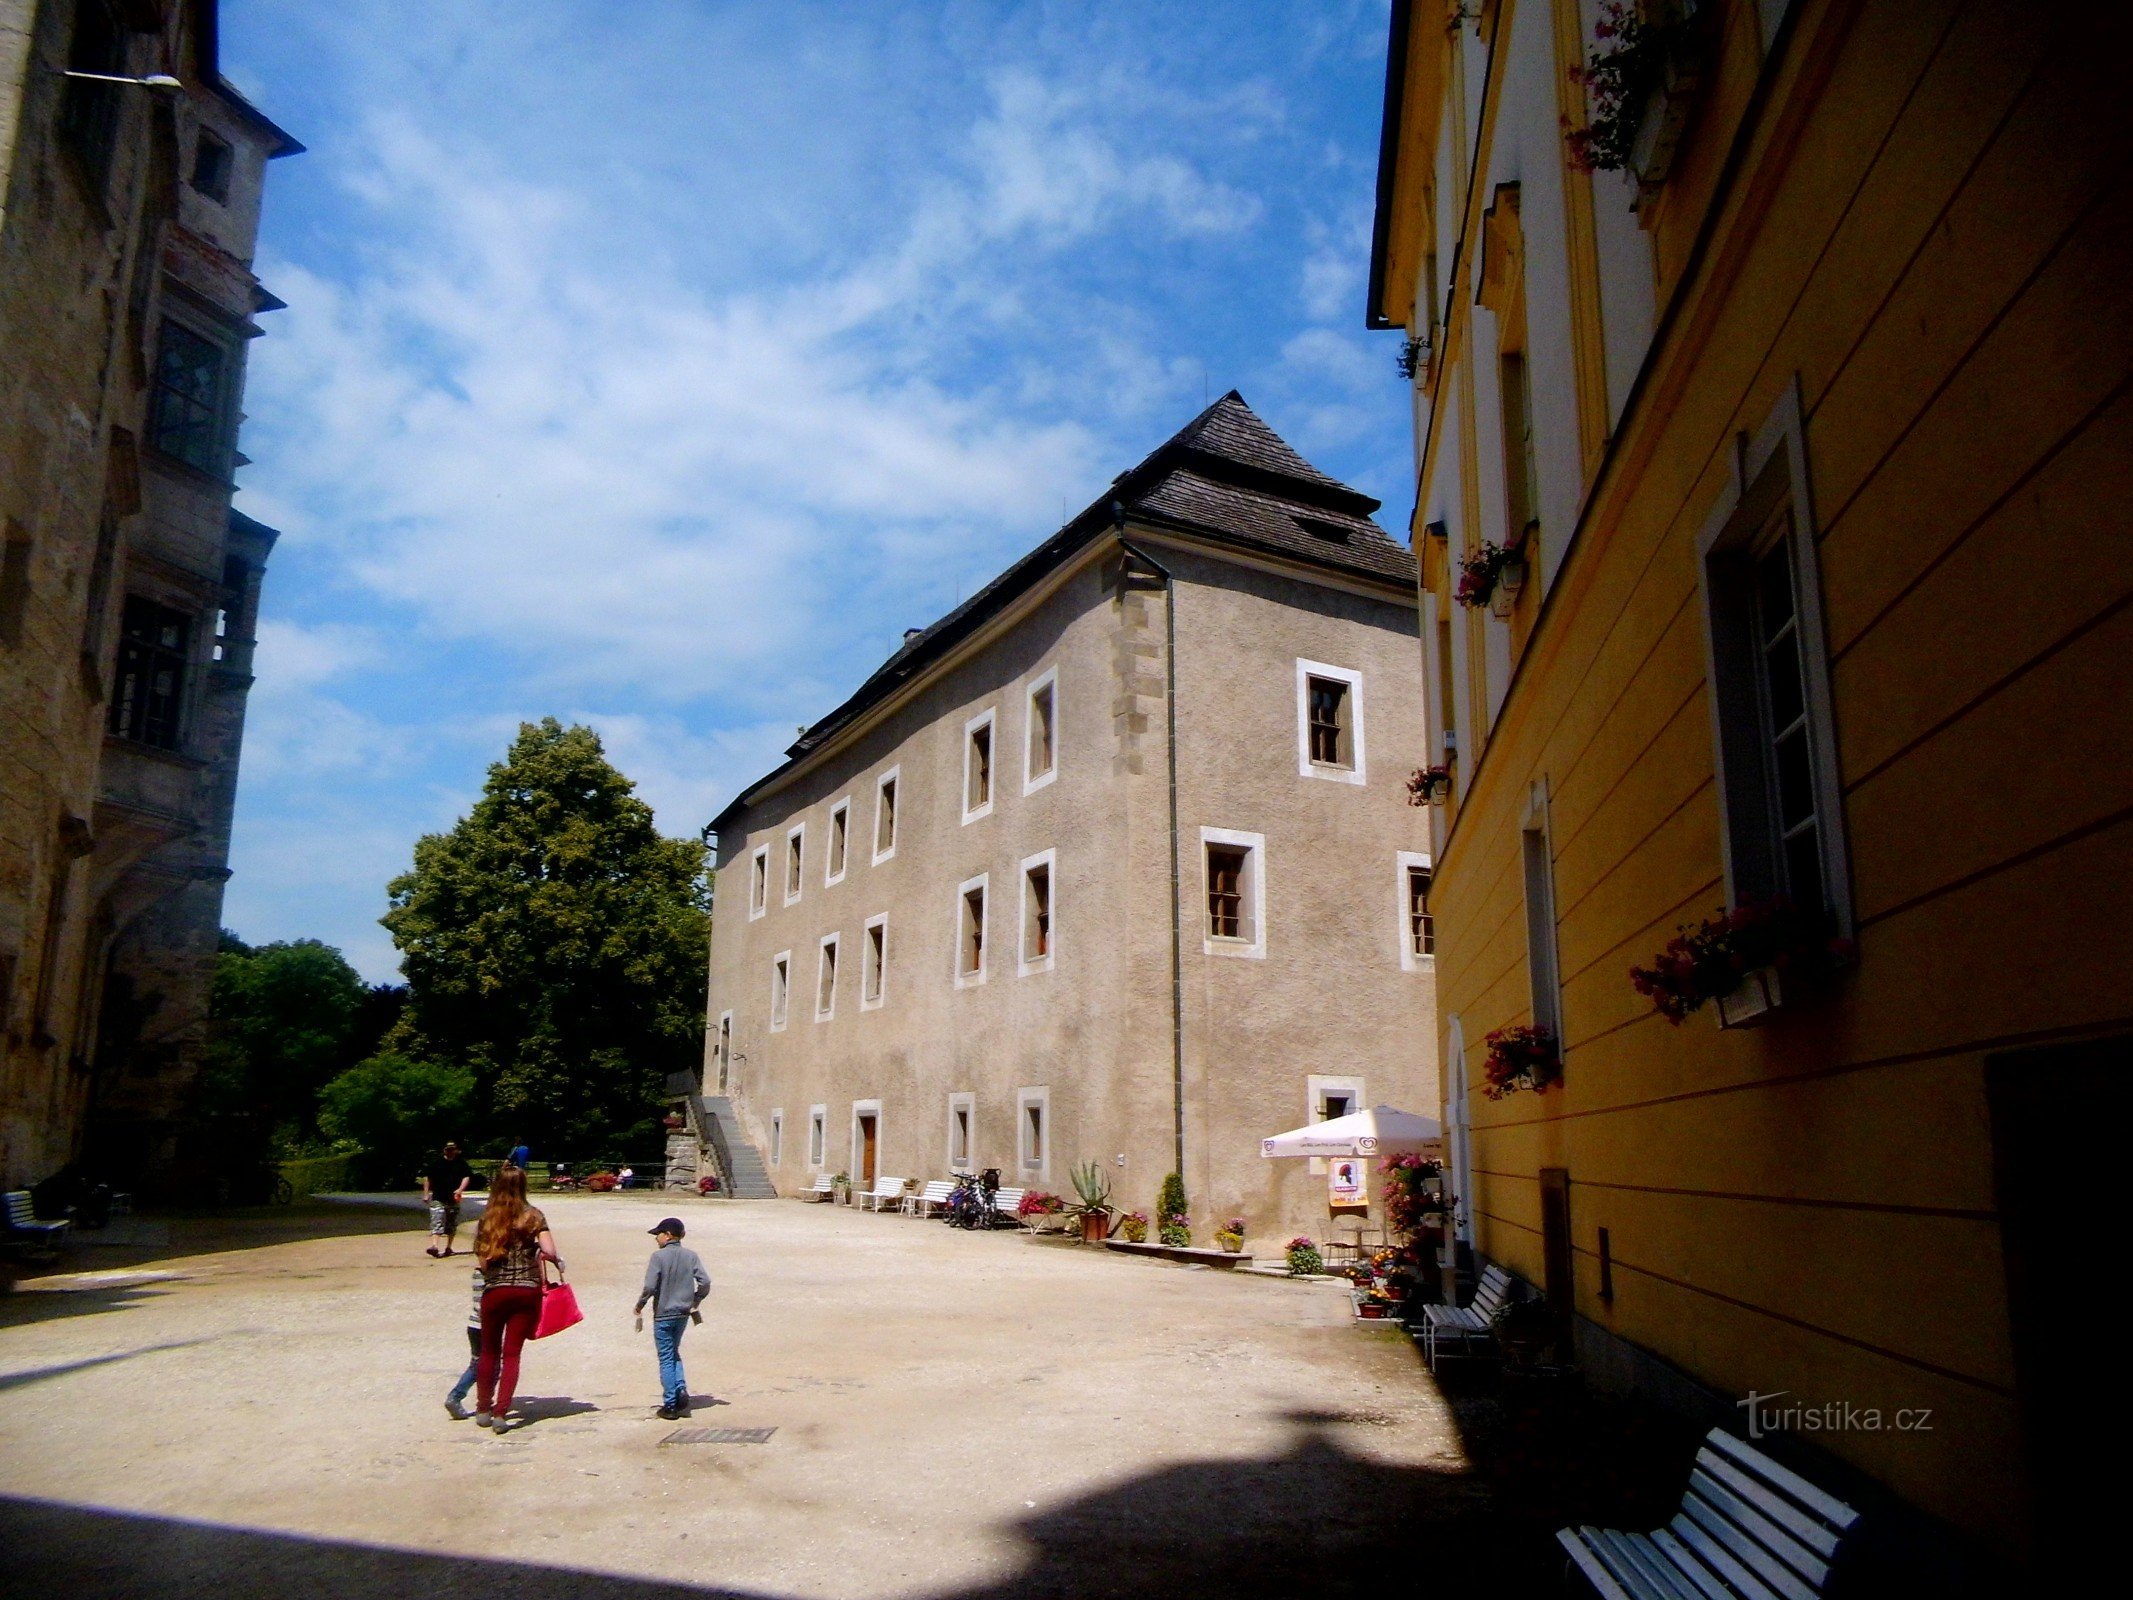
[634,1217,710,1419]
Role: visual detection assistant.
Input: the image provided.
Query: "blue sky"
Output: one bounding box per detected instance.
[216,1,1409,981]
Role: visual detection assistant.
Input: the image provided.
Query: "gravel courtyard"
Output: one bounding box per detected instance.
[0,1195,1518,1599]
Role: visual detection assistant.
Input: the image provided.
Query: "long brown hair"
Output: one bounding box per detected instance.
[476,1164,544,1266]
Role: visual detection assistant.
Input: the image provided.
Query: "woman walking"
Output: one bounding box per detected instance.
[472,1164,559,1433]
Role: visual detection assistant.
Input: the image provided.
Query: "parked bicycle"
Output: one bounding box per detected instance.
[942,1168,1002,1230]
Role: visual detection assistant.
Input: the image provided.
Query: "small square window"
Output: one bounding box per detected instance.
[1307,677,1350,767]
[1399,856,1435,966]
[1201,830,1265,958]
[1295,660,1366,784]
[191,127,234,203]
[826,798,850,884]
[1207,847,1247,938]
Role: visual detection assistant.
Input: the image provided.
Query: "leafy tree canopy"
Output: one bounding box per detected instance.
[382,718,712,1153]
[202,937,367,1133]
[317,1053,477,1184]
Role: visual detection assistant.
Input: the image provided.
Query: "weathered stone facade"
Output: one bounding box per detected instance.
[705,396,1442,1244]
[0,0,295,1190]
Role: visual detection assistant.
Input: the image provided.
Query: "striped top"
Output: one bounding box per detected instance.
[481,1209,549,1290]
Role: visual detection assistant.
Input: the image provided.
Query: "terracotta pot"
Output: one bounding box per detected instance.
[1081,1211,1108,1244]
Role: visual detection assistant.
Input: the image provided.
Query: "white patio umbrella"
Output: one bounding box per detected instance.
[1259,1103,1443,1160]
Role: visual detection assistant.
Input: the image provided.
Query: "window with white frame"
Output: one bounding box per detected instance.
[956,874,988,985]
[770,951,791,1031]
[861,914,887,1009]
[1019,849,1055,975]
[1296,659,1366,783]
[784,824,805,904]
[1201,828,1266,958]
[1306,1074,1364,1176]
[808,1105,826,1167]
[770,1110,783,1165]
[1698,385,1851,934]
[1521,783,1562,1040]
[1397,851,1435,971]
[1024,669,1058,792]
[826,798,850,884]
[815,934,839,1020]
[749,845,769,919]
[963,710,995,821]
[873,767,900,862]
[714,1011,733,1091]
[947,1092,974,1170]
[1017,1086,1049,1175]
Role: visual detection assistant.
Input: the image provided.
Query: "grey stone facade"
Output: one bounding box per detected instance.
[0,0,296,1189]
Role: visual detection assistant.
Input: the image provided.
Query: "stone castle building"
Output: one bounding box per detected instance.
[702,395,1439,1243]
[0,0,296,1190]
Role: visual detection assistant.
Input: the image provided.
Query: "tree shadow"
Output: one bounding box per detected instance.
[0,1275,185,1331]
[0,1338,219,1394]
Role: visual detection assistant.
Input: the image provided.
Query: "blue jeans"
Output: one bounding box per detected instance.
[448,1326,479,1405]
[653,1316,689,1408]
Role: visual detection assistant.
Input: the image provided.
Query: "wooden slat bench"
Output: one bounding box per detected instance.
[1415,1262,1514,1369]
[803,1172,836,1202]
[909,1180,955,1217]
[987,1186,1025,1228]
[1558,1426,1862,1600]
[4,1190,70,1252]
[859,1175,909,1213]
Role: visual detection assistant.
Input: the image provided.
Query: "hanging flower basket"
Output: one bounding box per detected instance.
[1455,542,1520,611]
[1629,896,1855,1027]
[1562,1,1713,196]
[1406,765,1452,807]
[1483,1024,1562,1100]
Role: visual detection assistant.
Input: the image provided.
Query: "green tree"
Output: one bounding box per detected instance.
[381,718,712,1153]
[201,936,367,1135]
[316,1053,477,1184]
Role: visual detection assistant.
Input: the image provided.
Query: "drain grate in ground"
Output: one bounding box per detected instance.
[661,1426,776,1445]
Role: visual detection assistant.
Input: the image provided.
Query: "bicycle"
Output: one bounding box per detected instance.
[942,1168,1002,1230]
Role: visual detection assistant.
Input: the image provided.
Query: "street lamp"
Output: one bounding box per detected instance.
[61,71,184,90]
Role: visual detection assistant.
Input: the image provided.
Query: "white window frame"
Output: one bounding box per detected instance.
[815,932,839,1022]
[872,765,900,865]
[850,1098,883,1182]
[1295,658,1367,784]
[955,872,989,987]
[1305,1073,1365,1176]
[1016,1085,1050,1176]
[808,1104,827,1169]
[962,708,996,823]
[860,913,888,1010]
[1522,780,1563,1040]
[1023,667,1059,794]
[1396,850,1435,972]
[825,796,851,886]
[769,1109,783,1166]
[769,950,791,1032]
[1695,379,1854,936]
[748,844,769,920]
[714,1009,734,1092]
[1018,847,1056,977]
[947,1091,975,1172]
[784,822,806,906]
[1200,827,1266,959]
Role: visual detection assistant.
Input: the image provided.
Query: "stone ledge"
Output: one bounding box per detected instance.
[1103,1240,1253,1268]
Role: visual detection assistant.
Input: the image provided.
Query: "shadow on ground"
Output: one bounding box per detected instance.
[0,1406,1690,1600]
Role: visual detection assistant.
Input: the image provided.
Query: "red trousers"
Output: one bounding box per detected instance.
[475,1285,542,1415]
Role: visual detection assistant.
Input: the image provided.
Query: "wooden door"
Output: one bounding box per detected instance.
[858,1114,878,1183]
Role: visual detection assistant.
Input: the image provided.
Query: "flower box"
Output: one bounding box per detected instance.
[1628,30,1708,195]
[1717,965,1781,1029]
[1489,558,1524,618]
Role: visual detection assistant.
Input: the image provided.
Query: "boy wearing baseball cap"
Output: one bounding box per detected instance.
[634,1217,710,1419]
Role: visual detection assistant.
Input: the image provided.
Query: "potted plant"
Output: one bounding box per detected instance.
[1561,0,1713,199]
[697,1173,720,1196]
[1068,1159,1114,1243]
[1629,895,1855,1028]
[662,1112,686,1130]
[1214,1216,1246,1253]
[1159,1212,1192,1248]
[1406,765,1452,806]
[1455,541,1520,612]
[831,1171,850,1204]
[1120,1210,1149,1244]
[1285,1236,1324,1277]
[1017,1190,1066,1231]
[1483,1023,1562,1099]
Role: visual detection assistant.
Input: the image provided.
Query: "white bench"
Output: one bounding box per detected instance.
[1416,1262,1515,1368]
[909,1180,956,1217]
[859,1175,909,1213]
[4,1190,69,1251]
[1559,1426,1861,1600]
[803,1172,835,1202]
[988,1186,1025,1228]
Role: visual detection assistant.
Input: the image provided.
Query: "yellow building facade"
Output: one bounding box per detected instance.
[1371,0,2128,1571]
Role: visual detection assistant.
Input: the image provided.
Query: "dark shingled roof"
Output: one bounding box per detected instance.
[714,393,1414,827]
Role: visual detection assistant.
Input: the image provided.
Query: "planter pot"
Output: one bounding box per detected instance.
[1080,1211,1109,1244]
[1216,1235,1244,1254]
[1630,37,1710,199]
[1428,783,1448,806]
[1718,965,1782,1029]
[1489,579,1515,619]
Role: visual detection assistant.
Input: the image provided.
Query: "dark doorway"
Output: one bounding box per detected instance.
[1539,1167,1573,1360]
[857,1112,878,1185]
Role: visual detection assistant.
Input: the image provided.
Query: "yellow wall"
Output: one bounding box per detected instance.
[1408,0,2132,1559]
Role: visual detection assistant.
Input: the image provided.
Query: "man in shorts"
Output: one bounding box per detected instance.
[420,1141,475,1257]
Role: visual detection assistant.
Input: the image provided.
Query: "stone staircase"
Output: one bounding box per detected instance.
[696,1094,777,1198]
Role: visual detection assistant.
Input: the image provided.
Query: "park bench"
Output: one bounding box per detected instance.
[988,1186,1025,1228]
[909,1180,956,1217]
[859,1175,909,1213]
[1415,1261,1515,1369]
[4,1190,69,1253]
[803,1172,836,1202]
[1558,1425,1861,1600]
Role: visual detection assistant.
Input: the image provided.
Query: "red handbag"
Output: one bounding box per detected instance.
[533,1263,582,1339]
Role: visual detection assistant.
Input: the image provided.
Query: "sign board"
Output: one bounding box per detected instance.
[1328,1158,1366,1208]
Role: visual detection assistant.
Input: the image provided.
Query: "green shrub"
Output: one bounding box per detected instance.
[317,1053,476,1187]
[1157,1171,1187,1225]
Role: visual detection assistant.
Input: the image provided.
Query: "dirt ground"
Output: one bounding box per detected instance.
[0,1194,1556,1599]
